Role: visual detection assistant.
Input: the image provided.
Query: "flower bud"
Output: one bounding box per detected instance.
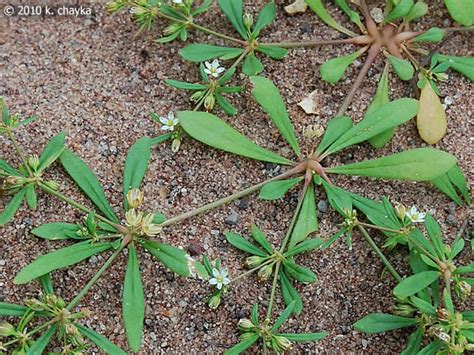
[436,308,450,321]
[141,213,162,237]
[26,298,46,311]
[27,155,40,171]
[204,94,215,111]
[240,331,257,340]
[393,304,415,317]
[0,322,15,337]
[245,256,263,269]
[127,188,144,209]
[190,91,205,102]
[125,208,143,228]
[243,13,253,30]
[208,293,221,309]
[257,264,273,282]
[454,280,471,300]
[237,318,254,331]
[395,204,406,220]
[80,308,92,318]
[434,72,448,82]
[65,323,79,336]
[6,175,26,186]
[44,180,60,191]
[171,138,181,153]
[273,335,292,352]
[163,23,181,36]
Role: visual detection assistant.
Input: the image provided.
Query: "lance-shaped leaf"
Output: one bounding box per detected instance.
[387,54,415,81]
[306,0,357,37]
[38,132,66,173]
[320,51,360,83]
[280,271,303,314]
[444,0,474,26]
[250,224,273,254]
[225,334,259,355]
[0,302,28,316]
[283,260,317,283]
[316,116,352,155]
[327,148,457,181]
[178,111,292,165]
[437,54,474,81]
[325,98,419,155]
[259,177,303,200]
[277,332,328,342]
[354,313,418,333]
[179,44,244,62]
[32,222,82,240]
[242,54,264,76]
[252,2,276,37]
[143,240,191,277]
[431,165,470,205]
[414,27,445,43]
[26,325,57,355]
[123,136,152,208]
[256,45,287,60]
[215,93,238,116]
[165,80,208,91]
[25,184,37,209]
[285,238,324,257]
[250,76,301,155]
[225,232,268,257]
[272,301,295,331]
[76,324,127,355]
[385,0,414,23]
[39,273,54,295]
[150,132,173,146]
[404,1,428,21]
[15,241,113,284]
[322,181,353,215]
[394,271,441,298]
[60,149,119,223]
[218,0,248,39]
[334,0,364,29]
[0,159,19,175]
[288,185,318,248]
[123,245,145,352]
[417,83,447,144]
[368,65,393,148]
[0,189,26,226]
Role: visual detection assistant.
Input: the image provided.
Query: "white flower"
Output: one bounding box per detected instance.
[405,206,426,223]
[172,0,183,4]
[204,59,225,78]
[159,112,179,131]
[209,268,230,290]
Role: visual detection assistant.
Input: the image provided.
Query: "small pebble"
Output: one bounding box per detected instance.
[318,200,328,213]
[225,209,240,225]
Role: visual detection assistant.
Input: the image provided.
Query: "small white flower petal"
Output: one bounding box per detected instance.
[216,282,223,290]
[209,278,218,285]
[159,116,169,124]
[220,268,228,277]
[212,268,220,278]
[216,67,225,74]
[168,111,175,120]
[223,277,231,285]
[172,118,179,126]
[204,61,212,70]
[211,59,219,68]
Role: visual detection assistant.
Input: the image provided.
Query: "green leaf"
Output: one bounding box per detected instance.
[443,288,454,314]
[405,1,428,21]
[178,111,292,165]
[192,0,212,16]
[393,271,440,298]
[454,262,474,274]
[251,304,259,324]
[32,222,82,240]
[280,271,303,314]
[224,334,259,355]
[242,54,264,76]
[123,245,144,352]
[0,159,19,175]
[325,99,419,154]
[328,148,457,182]
[387,54,415,80]
[179,44,244,62]
[150,132,173,146]
[285,238,324,257]
[0,189,26,226]
[252,2,276,37]
[283,260,317,283]
[225,232,268,257]
[25,184,37,209]
[143,240,191,277]
[417,340,443,355]
[368,65,394,148]
[14,241,112,284]
[76,324,127,355]
[38,132,66,172]
[306,0,357,37]
[437,54,474,81]
[320,51,360,83]
[401,327,423,355]
[277,332,328,342]
[0,302,28,316]
[289,185,318,248]
[250,224,273,254]
[215,93,238,116]
[424,214,444,259]
[444,0,474,26]
[26,325,57,355]
[39,273,54,294]
[431,164,470,205]
[414,28,445,43]
[60,149,118,223]
[218,0,248,39]
[354,313,417,333]
[322,181,353,215]
[123,136,152,208]
[256,45,288,60]
[165,79,208,90]
[259,177,303,200]
[334,0,364,29]
[272,301,295,331]
[250,76,301,155]
[385,0,414,22]
[316,116,353,155]
[410,296,436,315]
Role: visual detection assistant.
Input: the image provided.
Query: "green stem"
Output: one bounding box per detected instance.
[358,222,404,234]
[67,246,124,310]
[357,225,402,283]
[444,26,474,33]
[231,259,274,283]
[7,131,33,176]
[160,164,304,228]
[39,182,124,232]
[265,261,281,322]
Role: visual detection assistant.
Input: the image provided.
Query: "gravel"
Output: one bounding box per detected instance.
[1,1,472,354]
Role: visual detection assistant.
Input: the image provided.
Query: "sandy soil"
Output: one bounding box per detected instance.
[0,0,472,353]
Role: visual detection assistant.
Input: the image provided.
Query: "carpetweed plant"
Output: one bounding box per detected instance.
[1,1,472,353]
